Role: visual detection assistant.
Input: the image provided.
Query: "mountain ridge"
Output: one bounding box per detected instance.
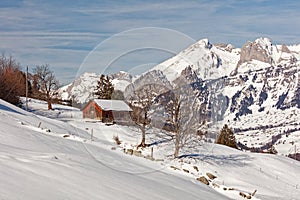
[59,37,300,105]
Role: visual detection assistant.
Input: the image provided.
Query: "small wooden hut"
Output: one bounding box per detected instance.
[82,99,132,124]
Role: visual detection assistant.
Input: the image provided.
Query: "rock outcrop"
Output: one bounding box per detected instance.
[238,38,273,66]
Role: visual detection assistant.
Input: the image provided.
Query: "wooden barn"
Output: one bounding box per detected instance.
[82,99,132,124]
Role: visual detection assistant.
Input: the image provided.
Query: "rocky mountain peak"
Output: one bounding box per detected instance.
[109,71,132,82]
[215,43,235,53]
[255,37,273,51]
[173,65,202,87]
[124,70,172,99]
[197,38,212,49]
[238,38,274,67]
[281,44,291,53]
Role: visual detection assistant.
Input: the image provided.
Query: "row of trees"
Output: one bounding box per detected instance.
[0,55,26,105]
[0,54,59,109]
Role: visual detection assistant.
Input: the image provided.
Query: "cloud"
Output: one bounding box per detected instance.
[0,0,300,84]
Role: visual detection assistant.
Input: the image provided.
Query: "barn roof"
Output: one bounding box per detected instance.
[93,99,132,112]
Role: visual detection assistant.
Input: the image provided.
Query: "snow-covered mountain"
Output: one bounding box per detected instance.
[151,38,240,82]
[59,72,99,104]
[59,71,132,104]
[60,38,300,105]
[124,37,300,157]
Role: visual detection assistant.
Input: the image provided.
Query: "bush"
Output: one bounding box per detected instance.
[0,55,26,105]
[113,135,121,145]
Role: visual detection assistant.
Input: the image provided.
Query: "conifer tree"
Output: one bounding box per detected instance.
[216,124,237,149]
[94,74,114,99]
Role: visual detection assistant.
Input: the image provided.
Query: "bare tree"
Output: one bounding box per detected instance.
[166,93,193,157]
[33,64,59,110]
[127,81,172,149]
[156,86,205,158]
[129,85,154,148]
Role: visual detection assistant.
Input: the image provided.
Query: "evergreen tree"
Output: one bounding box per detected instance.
[216,124,237,149]
[94,74,114,99]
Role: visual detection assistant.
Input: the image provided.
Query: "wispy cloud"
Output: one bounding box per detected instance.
[0,0,300,84]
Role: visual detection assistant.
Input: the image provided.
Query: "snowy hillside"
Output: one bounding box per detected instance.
[2,99,300,199]
[0,99,235,200]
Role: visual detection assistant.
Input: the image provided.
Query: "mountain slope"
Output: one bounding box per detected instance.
[59,71,132,104]
[3,98,300,200]
[151,38,240,82]
[0,99,231,200]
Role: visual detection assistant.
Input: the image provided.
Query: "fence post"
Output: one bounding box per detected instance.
[295,145,297,160]
[151,147,153,158]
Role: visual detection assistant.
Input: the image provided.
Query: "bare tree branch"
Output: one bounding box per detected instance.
[33,64,59,110]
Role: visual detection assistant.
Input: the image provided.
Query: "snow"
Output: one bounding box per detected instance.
[226,105,300,156]
[59,83,72,100]
[238,60,270,74]
[151,39,239,82]
[111,79,131,91]
[58,72,131,104]
[6,37,300,199]
[93,99,132,111]
[1,98,299,199]
[58,38,300,107]
[0,99,231,200]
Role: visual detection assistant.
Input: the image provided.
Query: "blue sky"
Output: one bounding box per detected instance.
[1,0,300,84]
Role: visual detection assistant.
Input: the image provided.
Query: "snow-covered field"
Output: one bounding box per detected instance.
[1,98,300,199]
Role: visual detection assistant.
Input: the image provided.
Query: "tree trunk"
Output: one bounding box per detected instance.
[137,110,148,149]
[174,132,180,158]
[47,100,52,110]
[138,124,146,148]
[173,98,181,158]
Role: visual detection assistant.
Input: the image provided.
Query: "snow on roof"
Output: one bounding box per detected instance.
[93,99,132,111]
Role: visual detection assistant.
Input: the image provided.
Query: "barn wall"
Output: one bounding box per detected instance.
[83,101,103,120]
[112,111,133,124]
[94,103,103,120]
[102,110,114,122]
[82,101,132,124]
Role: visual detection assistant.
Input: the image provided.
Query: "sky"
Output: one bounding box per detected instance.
[1,0,300,85]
